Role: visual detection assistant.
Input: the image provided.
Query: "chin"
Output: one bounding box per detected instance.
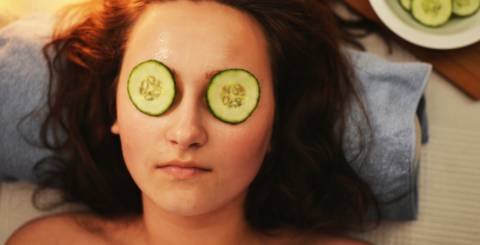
[154,191,226,217]
[150,187,248,218]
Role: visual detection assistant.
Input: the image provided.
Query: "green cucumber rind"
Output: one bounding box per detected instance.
[411,0,452,27]
[205,68,261,124]
[127,59,176,117]
[452,0,480,16]
[400,0,412,11]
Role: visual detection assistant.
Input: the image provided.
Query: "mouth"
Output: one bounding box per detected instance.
[155,161,212,180]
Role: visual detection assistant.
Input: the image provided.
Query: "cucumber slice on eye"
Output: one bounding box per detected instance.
[127,60,176,116]
[411,0,452,27]
[206,69,260,124]
[453,0,480,16]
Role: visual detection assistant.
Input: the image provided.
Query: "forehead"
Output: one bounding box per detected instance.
[122,1,270,75]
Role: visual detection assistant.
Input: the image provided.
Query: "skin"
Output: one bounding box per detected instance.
[6,1,371,244]
[109,0,275,244]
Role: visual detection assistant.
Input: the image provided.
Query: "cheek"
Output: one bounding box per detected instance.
[211,128,271,206]
[213,113,274,182]
[225,130,269,161]
[222,94,274,174]
[116,99,158,174]
[118,126,149,175]
[116,119,163,195]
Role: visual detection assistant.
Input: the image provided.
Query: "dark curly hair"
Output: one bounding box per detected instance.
[32,0,380,237]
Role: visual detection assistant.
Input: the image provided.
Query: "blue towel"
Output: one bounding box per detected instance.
[344,49,431,220]
[0,14,431,220]
[0,13,55,181]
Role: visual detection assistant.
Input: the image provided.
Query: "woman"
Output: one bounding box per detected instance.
[7,0,379,244]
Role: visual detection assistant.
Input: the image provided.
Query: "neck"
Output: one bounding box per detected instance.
[138,192,263,245]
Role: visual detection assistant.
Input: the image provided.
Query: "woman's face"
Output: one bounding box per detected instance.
[111,1,275,216]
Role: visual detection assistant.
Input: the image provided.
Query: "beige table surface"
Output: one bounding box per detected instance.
[1,2,480,244]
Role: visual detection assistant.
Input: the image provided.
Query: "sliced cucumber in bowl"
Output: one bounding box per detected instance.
[400,0,480,28]
[400,0,412,10]
[453,0,480,16]
[411,0,452,27]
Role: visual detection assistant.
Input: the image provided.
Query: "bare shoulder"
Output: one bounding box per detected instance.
[5,211,107,245]
[268,230,373,245]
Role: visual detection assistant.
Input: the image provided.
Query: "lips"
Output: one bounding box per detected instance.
[156,160,211,170]
[155,161,211,179]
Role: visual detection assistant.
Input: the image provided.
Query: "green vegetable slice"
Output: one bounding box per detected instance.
[411,0,452,27]
[206,69,260,124]
[453,0,480,16]
[127,59,176,116]
[400,0,412,10]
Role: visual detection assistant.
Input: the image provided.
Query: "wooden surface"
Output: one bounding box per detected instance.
[345,0,480,100]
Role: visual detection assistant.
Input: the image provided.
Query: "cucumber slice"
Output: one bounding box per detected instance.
[411,0,452,27]
[400,0,412,10]
[127,60,176,116]
[453,0,480,16]
[206,69,260,124]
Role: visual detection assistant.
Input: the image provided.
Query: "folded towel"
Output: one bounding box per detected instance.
[0,14,431,220]
[344,49,431,220]
[0,13,54,182]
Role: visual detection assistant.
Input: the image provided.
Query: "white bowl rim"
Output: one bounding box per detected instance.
[369,0,480,50]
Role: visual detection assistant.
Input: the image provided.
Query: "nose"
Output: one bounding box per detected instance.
[165,99,208,150]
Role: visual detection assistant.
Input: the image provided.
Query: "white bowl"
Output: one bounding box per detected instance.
[369,0,480,49]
